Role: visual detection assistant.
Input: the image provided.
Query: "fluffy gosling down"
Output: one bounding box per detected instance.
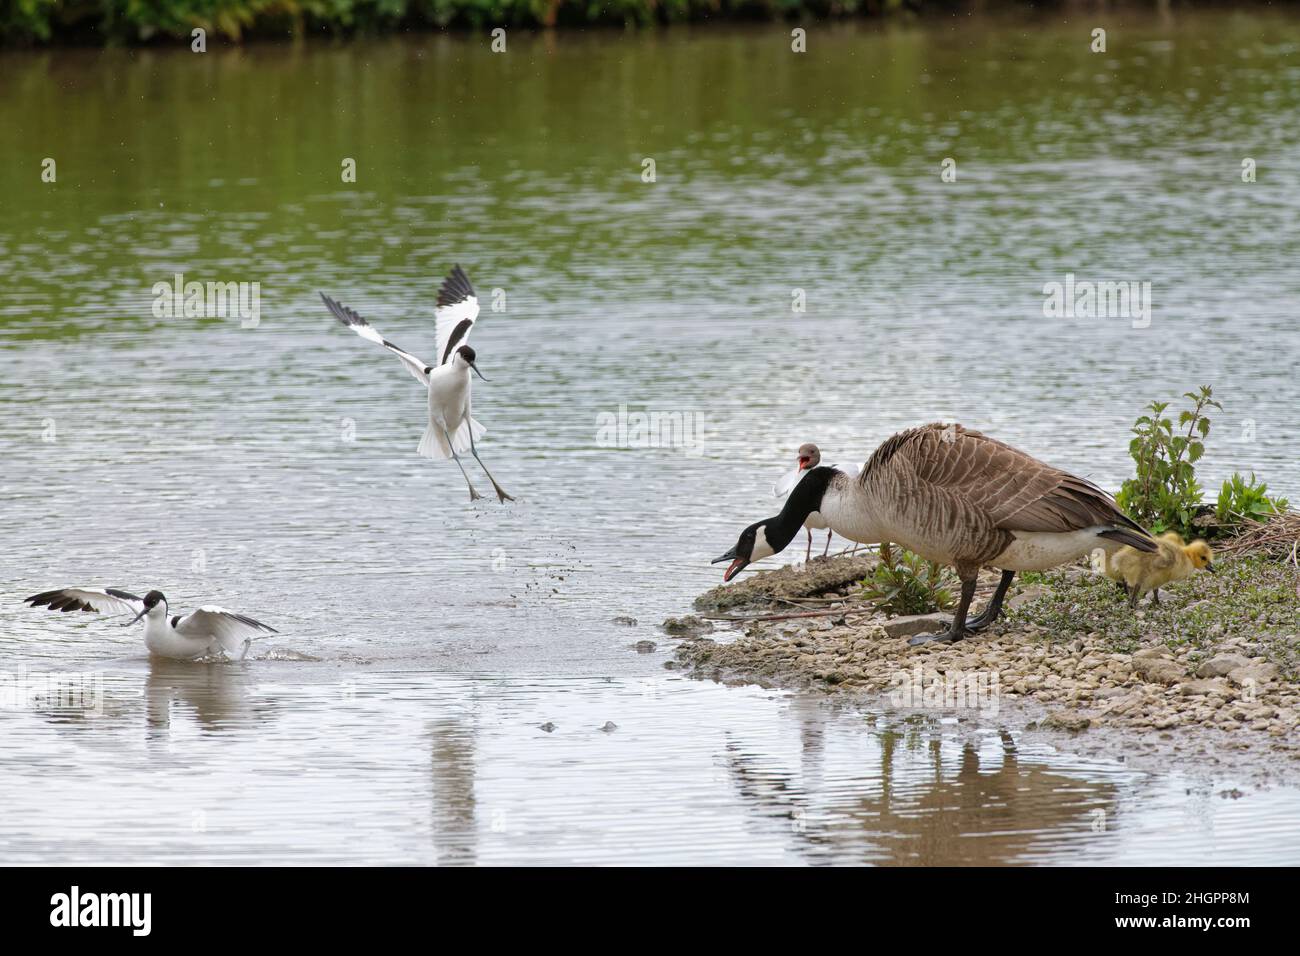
[1106,531,1215,607]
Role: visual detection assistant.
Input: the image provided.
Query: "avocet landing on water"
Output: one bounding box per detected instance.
[320,265,513,503]
[773,443,862,562]
[24,588,277,661]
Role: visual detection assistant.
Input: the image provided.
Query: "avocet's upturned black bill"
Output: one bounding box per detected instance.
[319,264,513,503]
[24,588,277,661]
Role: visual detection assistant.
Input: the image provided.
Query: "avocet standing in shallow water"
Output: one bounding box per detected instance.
[24,588,277,660]
[320,265,513,503]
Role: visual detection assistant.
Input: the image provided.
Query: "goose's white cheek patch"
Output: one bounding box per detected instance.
[752,532,777,562]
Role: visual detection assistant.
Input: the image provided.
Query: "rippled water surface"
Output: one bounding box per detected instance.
[2,9,1299,864]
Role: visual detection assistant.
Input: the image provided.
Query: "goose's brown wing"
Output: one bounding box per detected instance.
[874,423,1145,535]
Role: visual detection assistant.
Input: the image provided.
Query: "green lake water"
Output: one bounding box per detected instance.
[1,10,1298,863]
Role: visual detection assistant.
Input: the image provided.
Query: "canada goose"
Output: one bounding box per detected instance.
[1108,532,1214,608]
[714,423,1157,645]
[772,443,861,562]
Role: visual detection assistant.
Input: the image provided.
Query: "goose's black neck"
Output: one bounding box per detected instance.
[767,466,836,552]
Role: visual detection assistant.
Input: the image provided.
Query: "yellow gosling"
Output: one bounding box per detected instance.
[1110,532,1215,608]
[1104,531,1180,585]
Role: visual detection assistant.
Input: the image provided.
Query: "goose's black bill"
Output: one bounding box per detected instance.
[711,547,747,582]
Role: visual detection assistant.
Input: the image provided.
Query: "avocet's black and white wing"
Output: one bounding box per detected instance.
[321,292,431,385]
[175,606,278,641]
[175,607,277,659]
[434,265,480,365]
[25,588,143,616]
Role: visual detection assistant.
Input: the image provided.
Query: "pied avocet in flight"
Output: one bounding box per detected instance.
[320,265,513,503]
[24,588,277,661]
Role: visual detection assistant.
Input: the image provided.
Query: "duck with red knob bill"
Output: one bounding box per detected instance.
[718,423,1157,646]
[320,264,513,503]
[772,442,862,562]
[24,588,277,661]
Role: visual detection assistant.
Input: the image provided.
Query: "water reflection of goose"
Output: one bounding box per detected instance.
[320,265,513,503]
[25,588,277,661]
[722,726,1118,865]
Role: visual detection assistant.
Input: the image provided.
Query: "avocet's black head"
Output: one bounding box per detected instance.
[712,519,778,582]
[456,344,487,380]
[129,590,167,625]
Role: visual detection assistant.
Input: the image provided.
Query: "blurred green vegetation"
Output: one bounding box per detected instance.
[1,0,917,42]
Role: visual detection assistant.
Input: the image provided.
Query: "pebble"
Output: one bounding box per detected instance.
[661,615,715,637]
[1180,678,1231,697]
[1196,653,1252,678]
[881,613,949,638]
[1134,658,1185,684]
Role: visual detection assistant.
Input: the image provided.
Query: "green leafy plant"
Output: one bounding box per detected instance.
[1216,472,1288,524]
[1116,385,1220,539]
[859,542,954,616]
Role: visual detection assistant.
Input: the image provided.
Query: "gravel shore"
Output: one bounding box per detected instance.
[674,553,1300,779]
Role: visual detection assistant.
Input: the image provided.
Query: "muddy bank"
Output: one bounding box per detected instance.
[674,554,1300,780]
[693,553,878,612]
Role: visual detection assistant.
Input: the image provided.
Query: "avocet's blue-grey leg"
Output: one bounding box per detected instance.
[443,427,483,501]
[468,427,514,503]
